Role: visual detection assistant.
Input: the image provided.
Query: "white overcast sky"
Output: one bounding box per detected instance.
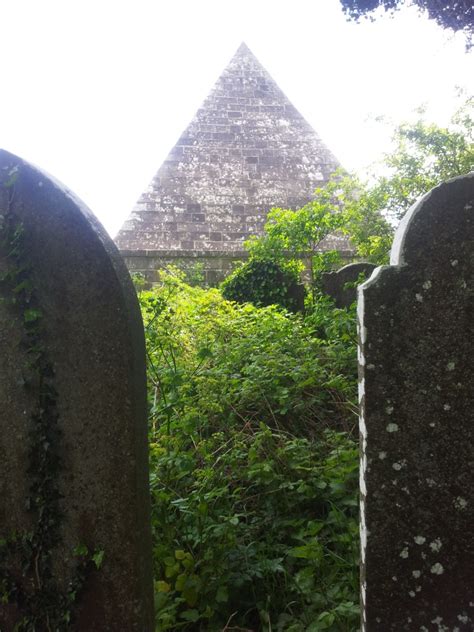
[0,0,472,236]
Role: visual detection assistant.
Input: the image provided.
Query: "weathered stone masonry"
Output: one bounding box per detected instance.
[115,43,350,284]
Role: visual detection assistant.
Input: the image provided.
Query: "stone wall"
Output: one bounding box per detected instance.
[123,246,355,287]
[121,249,248,286]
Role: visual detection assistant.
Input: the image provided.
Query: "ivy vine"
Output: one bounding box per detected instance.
[0,169,102,631]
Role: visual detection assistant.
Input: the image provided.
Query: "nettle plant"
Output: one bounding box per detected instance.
[0,175,102,631]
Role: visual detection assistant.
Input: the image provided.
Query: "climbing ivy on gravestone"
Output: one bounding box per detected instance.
[0,150,154,631]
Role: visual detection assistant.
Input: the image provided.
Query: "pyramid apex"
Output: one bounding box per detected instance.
[234,41,254,57]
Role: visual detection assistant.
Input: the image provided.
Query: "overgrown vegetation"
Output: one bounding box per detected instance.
[142,270,359,631]
[0,85,469,630]
[243,186,346,304]
[143,100,473,630]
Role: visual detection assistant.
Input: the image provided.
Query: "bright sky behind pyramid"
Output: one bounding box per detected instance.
[0,0,472,236]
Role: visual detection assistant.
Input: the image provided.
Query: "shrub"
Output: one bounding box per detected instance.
[221,258,306,313]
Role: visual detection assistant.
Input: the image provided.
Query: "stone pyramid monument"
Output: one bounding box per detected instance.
[115,43,348,284]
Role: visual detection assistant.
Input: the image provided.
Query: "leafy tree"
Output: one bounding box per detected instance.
[340,0,474,48]
[340,97,474,262]
[317,171,393,265]
[235,98,473,273]
[372,99,473,222]
[245,183,347,301]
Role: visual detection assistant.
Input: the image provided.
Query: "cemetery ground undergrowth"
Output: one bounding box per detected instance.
[140,270,360,631]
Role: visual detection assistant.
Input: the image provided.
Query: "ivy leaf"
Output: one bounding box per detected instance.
[156,580,171,593]
[24,308,42,323]
[92,550,105,569]
[216,585,228,603]
[180,609,199,622]
[73,544,89,557]
[2,166,19,188]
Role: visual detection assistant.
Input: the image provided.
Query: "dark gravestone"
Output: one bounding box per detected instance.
[0,150,154,631]
[358,173,474,631]
[321,262,376,308]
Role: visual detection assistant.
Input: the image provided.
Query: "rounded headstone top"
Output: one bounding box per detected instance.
[321,261,377,308]
[0,149,111,250]
[390,172,474,268]
[0,148,154,630]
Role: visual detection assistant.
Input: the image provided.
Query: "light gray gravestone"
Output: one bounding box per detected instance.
[0,150,154,631]
[321,262,376,308]
[358,172,474,631]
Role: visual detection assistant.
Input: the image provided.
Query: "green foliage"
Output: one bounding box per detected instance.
[339,98,474,264]
[221,258,306,312]
[371,98,474,223]
[142,269,359,631]
[331,172,394,265]
[172,261,206,287]
[142,98,474,630]
[243,184,346,301]
[151,427,359,632]
[246,184,345,262]
[339,0,474,49]
[145,268,357,437]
